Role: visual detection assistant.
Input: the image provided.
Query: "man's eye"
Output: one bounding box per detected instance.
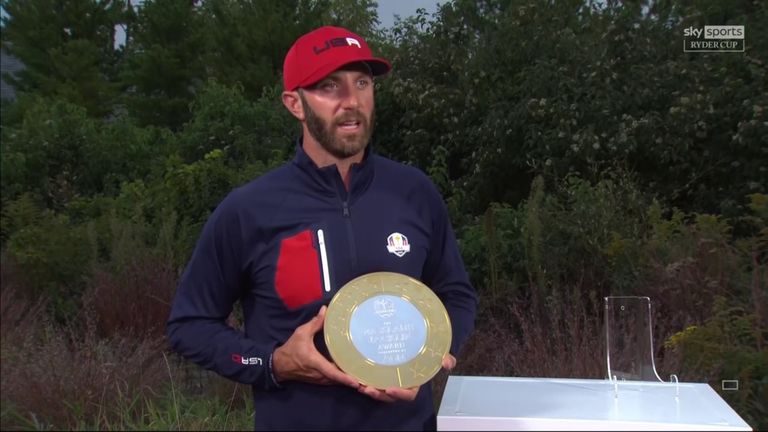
[321,81,339,91]
[356,79,371,89]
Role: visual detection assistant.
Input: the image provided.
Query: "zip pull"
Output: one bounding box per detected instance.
[342,201,350,217]
[317,229,331,292]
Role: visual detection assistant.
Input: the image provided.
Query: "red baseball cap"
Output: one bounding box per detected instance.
[283,26,392,91]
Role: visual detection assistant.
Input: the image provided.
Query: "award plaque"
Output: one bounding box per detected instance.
[324,272,452,389]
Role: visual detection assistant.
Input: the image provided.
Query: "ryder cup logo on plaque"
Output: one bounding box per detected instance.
[373,297,395,318]
[324,272,452,389]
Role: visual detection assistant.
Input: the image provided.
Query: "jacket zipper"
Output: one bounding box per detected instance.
[336,171,357,270]
[342,200,357,268]
[342,201,350,217]
[317,229,331,292]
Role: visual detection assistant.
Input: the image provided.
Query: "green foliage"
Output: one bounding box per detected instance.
[161,150,236,242]
[2,196,94,321]
[155,147,284,262]
[90,120,175,195]
[735,193,768,256]
[197,1,299,102]
[0,193,42,244]
[648,207,734,261]
[1,0,127,116]
[197,0,289,102]
[524,176,546,293]
[459,201,526,315]
[376,1,489,205]
[377,0,767,216]
[0,96,167,208]
[0,96,99,209]
[179,80,293,165]
[528,171,652,296]
[459,169,652,310]
[315,0,382,38]
[458,170,762,305]
[664,296,768,430]
[644,199,753,321]
[120,0,205,130]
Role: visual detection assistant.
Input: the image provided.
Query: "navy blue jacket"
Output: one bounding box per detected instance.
[167,140,477,430]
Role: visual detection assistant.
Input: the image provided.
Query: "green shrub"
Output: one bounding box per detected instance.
[2,197,94,322]
[179,81,294,166]
[664,296,767,431]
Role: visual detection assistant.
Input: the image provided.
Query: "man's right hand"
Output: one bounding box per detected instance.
[272,305,360,388]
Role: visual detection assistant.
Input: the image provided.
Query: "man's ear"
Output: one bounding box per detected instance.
[282,90,305,121]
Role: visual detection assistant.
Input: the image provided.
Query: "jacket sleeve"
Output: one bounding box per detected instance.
[166,194,280,391]
[421,181,478,357]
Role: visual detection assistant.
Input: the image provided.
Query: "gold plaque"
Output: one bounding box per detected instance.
[324,272,452,389]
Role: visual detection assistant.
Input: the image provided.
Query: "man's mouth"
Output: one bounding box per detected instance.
[337,120,362,131]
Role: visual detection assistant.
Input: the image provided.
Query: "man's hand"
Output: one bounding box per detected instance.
[358,385,419,403]
[442,353,456,371]
[357,353,458,403]
[272,306,359,388]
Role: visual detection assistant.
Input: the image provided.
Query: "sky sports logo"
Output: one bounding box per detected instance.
[684,25,745,52]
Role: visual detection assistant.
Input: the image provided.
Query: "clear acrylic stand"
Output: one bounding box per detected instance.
[604,296,679,399]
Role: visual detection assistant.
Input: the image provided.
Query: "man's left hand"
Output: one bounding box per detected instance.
[442,353,456,371]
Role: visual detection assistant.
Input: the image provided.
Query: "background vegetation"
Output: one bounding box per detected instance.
[1,0,765,430]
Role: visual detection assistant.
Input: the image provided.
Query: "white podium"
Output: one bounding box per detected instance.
[437,376,752,431]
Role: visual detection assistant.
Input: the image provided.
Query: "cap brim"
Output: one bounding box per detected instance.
[296,57,392,90]
[365,58,391,76]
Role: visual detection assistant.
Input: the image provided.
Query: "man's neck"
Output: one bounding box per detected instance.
[302,135,365,190]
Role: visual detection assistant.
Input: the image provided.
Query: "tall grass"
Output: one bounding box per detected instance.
[0,252,253,431]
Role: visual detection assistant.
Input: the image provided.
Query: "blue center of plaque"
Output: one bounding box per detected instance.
[349,294,428,366]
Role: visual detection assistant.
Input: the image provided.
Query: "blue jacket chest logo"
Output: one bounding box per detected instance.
[386,232,411,257]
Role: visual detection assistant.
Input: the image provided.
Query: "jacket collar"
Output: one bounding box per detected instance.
[291,137,375,200]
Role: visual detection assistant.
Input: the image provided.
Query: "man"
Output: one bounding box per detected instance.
[166,25,477,431]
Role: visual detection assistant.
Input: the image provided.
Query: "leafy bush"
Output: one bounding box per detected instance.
[664,296,767,431]
[2,197,94,322]
[460,170,653,309]
[179,81,292,165]
[377,0,767,217]
[0,97,99,209]
[0,97,168,211]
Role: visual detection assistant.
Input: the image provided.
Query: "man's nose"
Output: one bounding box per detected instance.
[339,82,360,109]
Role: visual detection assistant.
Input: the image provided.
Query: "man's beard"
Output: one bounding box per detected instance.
[300,93,375,159]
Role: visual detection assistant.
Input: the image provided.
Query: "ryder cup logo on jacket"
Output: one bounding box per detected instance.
[386,232,410,257]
